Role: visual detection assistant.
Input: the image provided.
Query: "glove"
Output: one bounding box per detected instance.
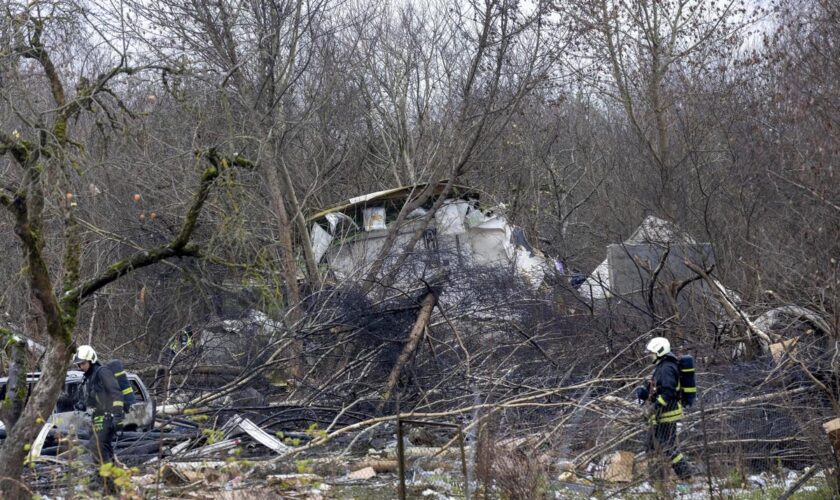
[93,415,105,432]
[635,386,649,403]
[74,400,86,412]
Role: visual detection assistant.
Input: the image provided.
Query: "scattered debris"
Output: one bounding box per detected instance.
[778,466,823,500]
[823,418,840,450]
[309,182,551,288]
[266,473,322,488]
[24,422,55,465]
[226,414,290,453]
[596,450,635,483]
[354,459,398,473]
[556,480,596,496]
[182,438,242,459]
[346,466,377,480]
[754,305,832,337]
[770,336,800,363]
[386,445,466,459]
[161,464,191,486]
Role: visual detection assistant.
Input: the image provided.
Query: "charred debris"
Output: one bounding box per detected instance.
[4,183,838,497]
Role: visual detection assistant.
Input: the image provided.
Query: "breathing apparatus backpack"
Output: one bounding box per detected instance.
[677,355,697,407]
[106,359,137,407]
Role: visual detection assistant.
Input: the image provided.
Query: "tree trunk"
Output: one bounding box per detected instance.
[0,339,72,497]
[280,159,321,287]
[0,336,28,431]
[264,164,302,316]
[263,163,304,379]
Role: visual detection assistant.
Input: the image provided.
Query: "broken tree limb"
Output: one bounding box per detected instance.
[383,291,438,401]
[684,260,779,347]
[777,466,822,500]
[354,459,398,473]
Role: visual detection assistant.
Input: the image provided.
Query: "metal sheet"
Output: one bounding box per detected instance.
[237,416,290,453]
[25,421,55,464]
[181,438,241,458]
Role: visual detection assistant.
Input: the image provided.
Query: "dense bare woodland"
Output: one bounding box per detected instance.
[0,0,838,497]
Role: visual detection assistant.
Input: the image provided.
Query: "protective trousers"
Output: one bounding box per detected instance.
[646,422,691,481]
[89,414,117,465]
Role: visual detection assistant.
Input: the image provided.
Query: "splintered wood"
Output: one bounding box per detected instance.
[823,418,840,451]
[597,451,635,483]
[347,466,377,480]
[769,336,800,363]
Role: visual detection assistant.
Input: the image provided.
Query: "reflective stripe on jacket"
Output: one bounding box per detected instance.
[106,359,137,407]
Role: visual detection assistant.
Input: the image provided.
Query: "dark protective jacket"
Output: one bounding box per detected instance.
[81,362,125,418]
[648,353,683,424]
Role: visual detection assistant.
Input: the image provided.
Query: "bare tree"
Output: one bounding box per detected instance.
[0,3,252,494]
[564,0,756,219]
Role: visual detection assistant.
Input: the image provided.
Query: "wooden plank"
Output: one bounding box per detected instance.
[823,418,840,450]
[347,466,377,480]
[354,459,398,473]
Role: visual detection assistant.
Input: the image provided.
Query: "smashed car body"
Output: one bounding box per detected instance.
[0,370,155,436]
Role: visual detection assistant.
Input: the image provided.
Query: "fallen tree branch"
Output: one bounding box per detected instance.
[383,290,438,401]
[684,260,779,347]
[777,466,822,500]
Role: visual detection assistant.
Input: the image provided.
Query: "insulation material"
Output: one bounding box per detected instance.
[514,246,546,289]
[463,214,518,267]
[581,260,611,301]
[310,223,333,264]
[407,207,428,219]
[436,200,469,235]
[465,206,490,227]
[363,206,386,231]
[325,212,358,234]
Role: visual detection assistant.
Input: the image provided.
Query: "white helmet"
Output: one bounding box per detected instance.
[74,345,98,364]
[646,337,670,358]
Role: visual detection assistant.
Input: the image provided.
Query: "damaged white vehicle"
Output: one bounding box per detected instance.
[308,183,551,288]
[0,370,155,437]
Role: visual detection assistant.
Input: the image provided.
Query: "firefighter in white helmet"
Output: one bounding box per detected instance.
[73,345,124,471]
[635,337,692,483]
